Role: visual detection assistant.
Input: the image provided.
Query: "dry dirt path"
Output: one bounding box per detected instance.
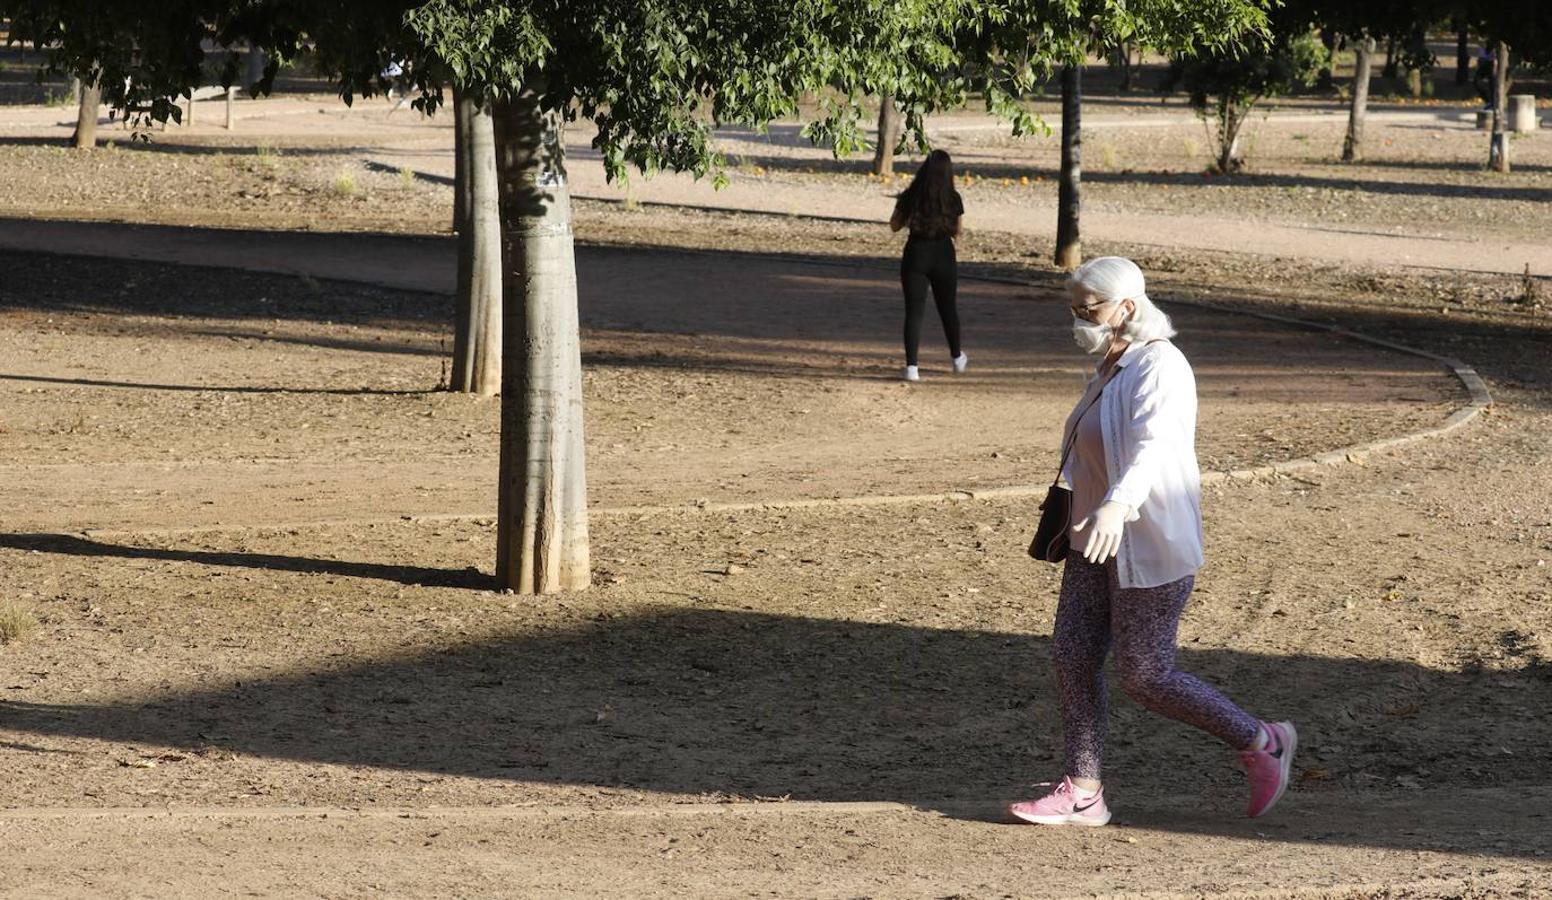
[0,227,1460,534]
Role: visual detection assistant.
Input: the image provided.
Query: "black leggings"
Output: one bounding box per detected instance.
[900,237,961,367]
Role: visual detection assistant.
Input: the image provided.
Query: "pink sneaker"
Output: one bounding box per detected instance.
[1008,777,1112,827]
[1239,720,1297,818]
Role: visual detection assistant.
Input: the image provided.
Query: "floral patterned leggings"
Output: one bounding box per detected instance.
[1053,556,1262,780]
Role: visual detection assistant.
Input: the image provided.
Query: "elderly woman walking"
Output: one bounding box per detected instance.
[1011,257,1296,827]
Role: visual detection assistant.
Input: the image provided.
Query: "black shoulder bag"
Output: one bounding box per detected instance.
[1028,365,1123,562]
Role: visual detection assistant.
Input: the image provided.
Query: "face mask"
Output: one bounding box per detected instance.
[1072,317,1113,354]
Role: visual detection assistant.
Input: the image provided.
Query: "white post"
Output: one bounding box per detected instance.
[225,87,236,130]
[1509,95,1538,133]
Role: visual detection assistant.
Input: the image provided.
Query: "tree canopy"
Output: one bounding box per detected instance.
[5,0,1271,173]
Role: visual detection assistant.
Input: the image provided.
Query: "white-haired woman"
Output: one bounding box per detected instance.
[1010,257,1297,827]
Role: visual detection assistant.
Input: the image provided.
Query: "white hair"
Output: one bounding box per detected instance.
[1066,256,1176,342]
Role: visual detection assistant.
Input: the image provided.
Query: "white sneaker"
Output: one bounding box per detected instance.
[952,353,969,374]
[902,365,920,382]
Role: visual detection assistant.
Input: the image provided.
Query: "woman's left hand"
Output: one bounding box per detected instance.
[1071,500,1130,564]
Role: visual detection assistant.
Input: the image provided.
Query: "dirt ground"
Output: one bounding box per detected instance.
[2,93,1552,898]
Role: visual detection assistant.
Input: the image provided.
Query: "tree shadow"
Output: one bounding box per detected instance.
[0,533,490,589]
[0,242,450,327]
[0,604,1547,857]
[0,372,429,395]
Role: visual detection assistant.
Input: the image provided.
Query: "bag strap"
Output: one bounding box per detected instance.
[1049,339,1163,488]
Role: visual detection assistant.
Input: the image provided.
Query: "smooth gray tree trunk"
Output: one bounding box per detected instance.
[452,91,503,396]
[454,87,468,233]
[1489,41,1510,173]
[491,86,591,595]
[1054,64,1082,270]
[72,79,100,149]
[1343,37,1375,163]
[871,95,900,176]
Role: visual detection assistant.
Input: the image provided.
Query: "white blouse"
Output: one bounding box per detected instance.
[1061,339,1205,589]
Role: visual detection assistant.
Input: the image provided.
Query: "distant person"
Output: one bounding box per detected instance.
[1474,46,1496,108]
[889,149,967,382]
[1009,257,1297,827]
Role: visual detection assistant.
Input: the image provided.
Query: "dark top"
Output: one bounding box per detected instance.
[896,190,964,241]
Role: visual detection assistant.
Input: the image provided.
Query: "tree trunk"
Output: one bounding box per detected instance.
[452,90,503,396]
[871,95,900,176]
[1216,97,1246,173]
[1343,37,1374,163]
[1455,21,1470,86]
[1489,41,1510,173]
[1054,64,1082,270]
[72,79,100,149]
[1405,26,1427,98]
[1317,29,1336,91]
[1112,42,1135,93]
[454,86,468,233]
[491,86,591,595]
[1382,35,1398,81]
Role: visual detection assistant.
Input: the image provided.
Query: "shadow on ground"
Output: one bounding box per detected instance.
[0,533,489,588]
[1,602,1549,859]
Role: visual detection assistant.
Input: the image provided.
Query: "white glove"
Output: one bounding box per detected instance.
[1072,500,1130,564]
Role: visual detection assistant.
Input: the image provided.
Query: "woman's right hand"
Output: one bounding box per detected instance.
[1072,500,1129,564]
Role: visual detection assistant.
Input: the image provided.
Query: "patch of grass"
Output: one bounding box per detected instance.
[255,142,281,169]
[1097,141,1120,171]
[1181,137,1200,160]
[44,87,73,108]
[332,170,361,198]
[397,166,416,188]
[0,602,38,646]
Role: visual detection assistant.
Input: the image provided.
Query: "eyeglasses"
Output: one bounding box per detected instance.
[1070,298,1117,322]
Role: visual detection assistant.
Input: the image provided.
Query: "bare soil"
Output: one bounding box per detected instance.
[2,94,1552,898]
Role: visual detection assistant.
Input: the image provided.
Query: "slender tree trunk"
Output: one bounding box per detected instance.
[1216,98,1246,173]
[454,86,469,233]
[871,95,900,176]
[1382,35,1398,81]
[1343,37,1375,163]
[1405,26,1427,98]
[1455,21,1470,86]
[1489,41,1510,173]
[1317,29,1337,91]
[491,86,590,595]
[451,90,503,396]
[1054,64,1082,270]
[1111,42,1134,93]
[72,78,100,149]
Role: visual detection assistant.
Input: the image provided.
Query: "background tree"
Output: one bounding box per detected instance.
[871,95,901,176]
[71,75,99,148]
[1054,63,1082,269]
[450,88,501,395]
[1164,27,1328,172]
